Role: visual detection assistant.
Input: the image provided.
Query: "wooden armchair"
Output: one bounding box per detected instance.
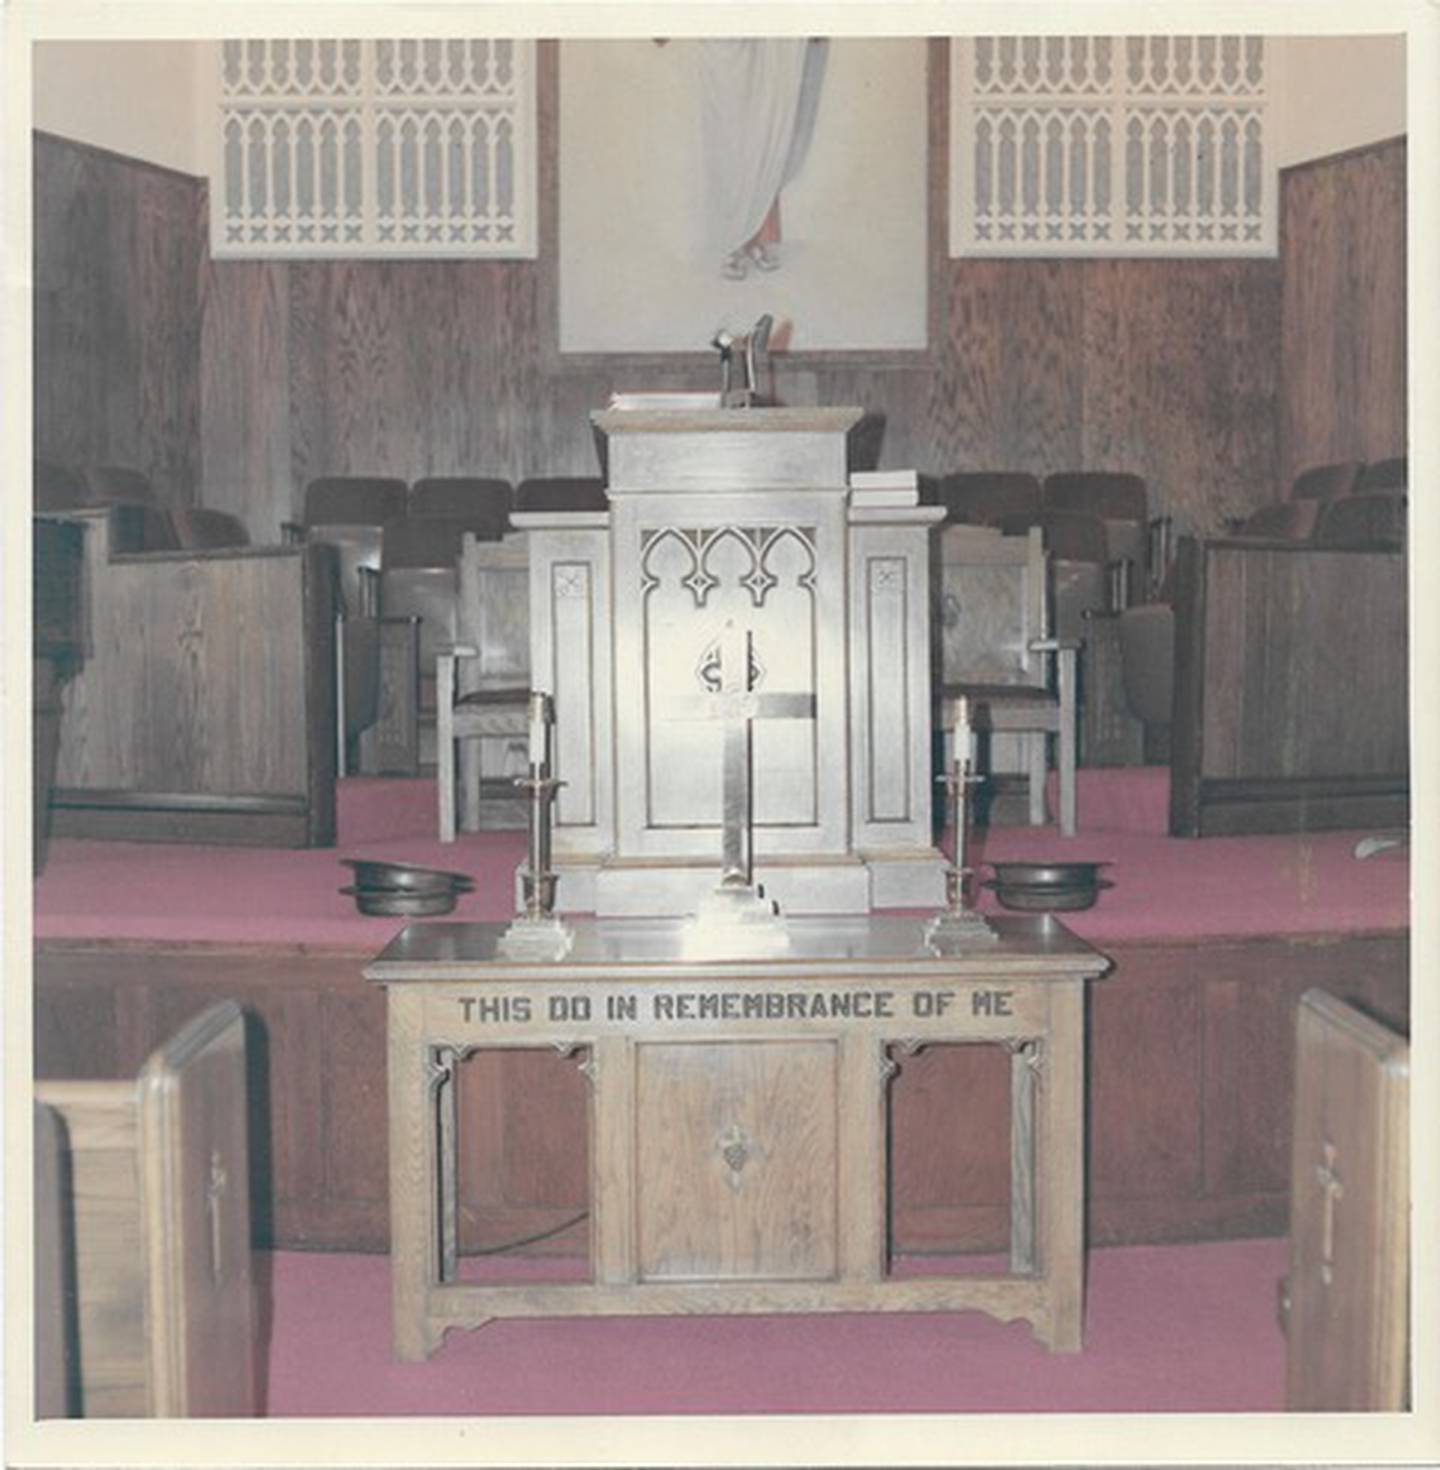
[376,516,480,773]
[935,524,1079,835]
[437,534,533,840]
[285,476,407,607]
[997,508,1108,642]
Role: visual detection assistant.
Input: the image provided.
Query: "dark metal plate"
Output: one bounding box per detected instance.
[339,885,460,917]
[341,858,474,893]
[983,878,1114,912]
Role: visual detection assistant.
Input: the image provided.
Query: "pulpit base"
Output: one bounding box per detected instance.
[546,850,948,917]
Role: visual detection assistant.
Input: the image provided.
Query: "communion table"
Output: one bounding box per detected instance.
[511,407,947,915]
[365,913,1109,1360]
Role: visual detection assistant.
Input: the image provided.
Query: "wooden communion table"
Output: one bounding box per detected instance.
[365,913,1109,1360]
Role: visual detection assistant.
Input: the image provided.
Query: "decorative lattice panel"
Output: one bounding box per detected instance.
[952,36,1273,257]
[213,39,536,257]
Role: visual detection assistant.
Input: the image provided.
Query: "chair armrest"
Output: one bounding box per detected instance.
[1029,637,1082,653]
[356,564,381,617]
[1105,556,1135,611]
[1146,515,1175,600]
[436,643,479,660]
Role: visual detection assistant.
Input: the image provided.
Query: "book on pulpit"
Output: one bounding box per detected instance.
[849,469,920,507]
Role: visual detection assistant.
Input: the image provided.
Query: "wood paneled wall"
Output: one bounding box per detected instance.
[35,53,1407,542]
[1280,137,1407,486]
[33,133,204,506]
[189,44,1284,539]
[34,929,1409,1255]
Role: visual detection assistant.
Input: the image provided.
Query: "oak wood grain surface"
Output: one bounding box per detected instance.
[1285,991,1408,1410]
[1280,138,1406,486]
[635,1040,838,1282]
[1170,538,1407,837]
[32,927,1407,1257]
[33,133,203,506]
[45,510,336,845]
[34,1005,254,1418]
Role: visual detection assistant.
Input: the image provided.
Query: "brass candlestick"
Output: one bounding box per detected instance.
[925,703,996,951]
[498,693,572,959]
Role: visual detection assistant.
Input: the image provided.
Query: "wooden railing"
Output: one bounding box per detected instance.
[43,507,337,846]
[1169,535,1407,836]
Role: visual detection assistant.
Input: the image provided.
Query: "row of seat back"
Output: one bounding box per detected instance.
[995,508,1109,564]
[933,470,1147,527]
[380,522,467,675]
[34,460,251,553]
[1238,491,1406,551]
[1289,456,1407,500]
[933,471,1150,592]
[299,474,608,533]
[296,476,608,621]
[37,460,161,511]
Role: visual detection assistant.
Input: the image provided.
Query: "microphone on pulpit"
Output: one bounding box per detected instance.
[744,314,773,402]
[711,327,736,400]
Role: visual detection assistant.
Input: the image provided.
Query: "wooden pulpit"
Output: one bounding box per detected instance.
[513,407,947,916]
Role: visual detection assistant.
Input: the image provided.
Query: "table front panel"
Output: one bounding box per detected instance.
[635,1039,838,1282]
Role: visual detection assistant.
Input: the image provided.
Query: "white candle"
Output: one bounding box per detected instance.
[955,696,972,769]
[529,692,549,769]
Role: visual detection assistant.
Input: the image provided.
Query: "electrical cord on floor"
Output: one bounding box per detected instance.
[461,1209,590,1256]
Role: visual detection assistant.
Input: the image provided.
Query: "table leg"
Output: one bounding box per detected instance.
[1009,1040,1039,1275]
[436,1047,459,1284]
[1039,984,1085,1351]
[839,1035,889,1282]
[386,990,438,1361]
[591,1036,633,1284]
[437,653,457,841]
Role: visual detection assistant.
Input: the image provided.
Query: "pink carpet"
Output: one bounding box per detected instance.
[1045,764,1171,834]
[259,1238,1289,1416]
[33,772,1409,949]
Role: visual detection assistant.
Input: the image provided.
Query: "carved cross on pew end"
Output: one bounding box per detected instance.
[1316,1139,1344,1287]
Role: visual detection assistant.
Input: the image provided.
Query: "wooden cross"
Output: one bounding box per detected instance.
[677,620,815,888]
[206,1149,228,1283]
[1316,1140,1344,1286]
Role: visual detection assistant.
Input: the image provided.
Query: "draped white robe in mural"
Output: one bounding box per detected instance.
[697,38,828,267]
